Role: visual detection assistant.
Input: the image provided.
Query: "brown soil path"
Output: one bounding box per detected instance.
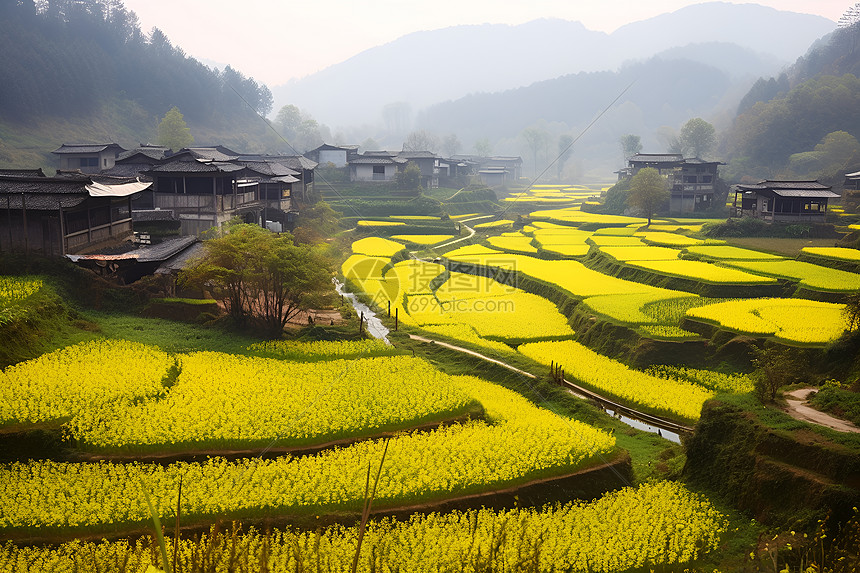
[407,334,694,435]
[783,388,860,433]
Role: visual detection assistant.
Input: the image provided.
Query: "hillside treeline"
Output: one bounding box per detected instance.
[0,0,272,125]
[726,22,860,181]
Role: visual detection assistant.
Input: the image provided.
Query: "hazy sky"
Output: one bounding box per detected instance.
[122,0,843,87]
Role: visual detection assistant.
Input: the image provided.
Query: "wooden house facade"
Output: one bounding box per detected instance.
[733,180,839,223]
[0,173,148,255]
[141,151,262,236]
[625,153,723,213]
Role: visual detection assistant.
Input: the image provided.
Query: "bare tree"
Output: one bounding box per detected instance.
[520,126,551,178]
[403,130,439,153]
[442,134,461,157]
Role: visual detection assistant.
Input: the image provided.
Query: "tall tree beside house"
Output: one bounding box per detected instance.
[679,118,716,158]
[396,162,422,194]
[156,106,194,151]
[181,223,333,338]
[657,126,685,155]
[275,104,303,141]
[619,134,642,161]
[628,167,668,226]
[473,138,493,157]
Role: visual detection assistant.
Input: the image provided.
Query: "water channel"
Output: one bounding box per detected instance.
[334,278,679,443]
[334,279,390,343]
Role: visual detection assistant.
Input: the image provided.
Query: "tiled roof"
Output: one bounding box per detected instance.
[52,143,125,155]
[398,151,438,159]
[0,194,87,210]
[0,177,89,194]
[0,177,90,209]
[184,146,240,162]
[156,242,205,274]
[67,235,198,264]
[0,168,45,177]
[350,156,404,165]
[145,160,243,174]
[772,189,840,198]
[101,163,153,179]
[117,147,168,162]
[738,180,831,191]
[682,157,725,165]
[238,160,299,177]
[276,156,318,170]
[629,153,684,163]
[737,180,839,198]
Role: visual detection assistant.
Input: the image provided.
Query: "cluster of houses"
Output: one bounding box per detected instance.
[0,138,853,264]
[0,142,524,259]
[0,144,316,258]
[306,144,523,189]
[619,152,841,222]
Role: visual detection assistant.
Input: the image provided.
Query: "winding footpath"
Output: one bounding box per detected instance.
[407,334,694,437]
[783,388,860,433]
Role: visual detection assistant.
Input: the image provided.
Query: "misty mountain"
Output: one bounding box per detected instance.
[416,56,735,173]
[272,2,834,129]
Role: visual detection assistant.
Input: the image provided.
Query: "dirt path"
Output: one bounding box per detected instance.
[407,334,694,436]
[783,388,860,433]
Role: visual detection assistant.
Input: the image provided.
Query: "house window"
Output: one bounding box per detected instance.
[79,157,98,168]
[684,176,697,183]
[372,166,385,174]
[702,175,712,183]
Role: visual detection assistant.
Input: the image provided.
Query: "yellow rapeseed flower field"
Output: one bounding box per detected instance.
[0,376,615,530]
[69,354,478,453]
[0,340,171,428]
[0,481,726,573]
[686,298,848,344]
[350,236,406,258]
[518,340,714,421]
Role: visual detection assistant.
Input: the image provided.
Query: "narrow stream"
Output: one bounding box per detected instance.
[334,282,680,442]
[334,279,391,344]
[604,408,681,444]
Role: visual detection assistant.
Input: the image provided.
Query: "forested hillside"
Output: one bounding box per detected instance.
[0,0,278,168]
[725,20,860,182]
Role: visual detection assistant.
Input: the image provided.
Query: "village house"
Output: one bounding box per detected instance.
[348,153,407,183]
[304,144,358,168]
[0,170,148,255]
[52,143,127,174]
[733,180,839,223]
[235,159,300,230]
[140,149,260,236]
[397,151,440,188]
[449,155,523,188]
[620,153,724,213]
[263,155,317,203]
